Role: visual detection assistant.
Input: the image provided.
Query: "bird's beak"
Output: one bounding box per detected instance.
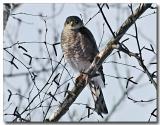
[70,21,73,26]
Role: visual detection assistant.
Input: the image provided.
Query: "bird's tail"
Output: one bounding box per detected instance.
[89,81,108,116]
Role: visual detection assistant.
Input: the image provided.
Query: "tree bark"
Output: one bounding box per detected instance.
[3,3,21,30]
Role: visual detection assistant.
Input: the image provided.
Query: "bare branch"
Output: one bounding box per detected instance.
[148,108,157,122]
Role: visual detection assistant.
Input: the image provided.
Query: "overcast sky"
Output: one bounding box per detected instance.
[3,3,157,122]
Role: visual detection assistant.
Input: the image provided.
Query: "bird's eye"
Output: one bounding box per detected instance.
[75,20,79,24]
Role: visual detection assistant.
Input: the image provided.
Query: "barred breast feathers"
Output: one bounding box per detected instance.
[61,28,86,60]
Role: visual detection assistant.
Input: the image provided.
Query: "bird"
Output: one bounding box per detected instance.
[61,16,108,116]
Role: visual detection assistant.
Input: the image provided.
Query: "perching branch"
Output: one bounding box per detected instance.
[49,3,152,122]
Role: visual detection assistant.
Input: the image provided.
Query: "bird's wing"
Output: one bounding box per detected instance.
[79,26,105,84]
[79,26,108,115]
[79,26,99,62]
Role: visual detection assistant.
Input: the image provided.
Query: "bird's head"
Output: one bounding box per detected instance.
[64,16,83,30]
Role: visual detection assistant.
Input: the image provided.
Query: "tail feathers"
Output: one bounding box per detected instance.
[89,82,108,115]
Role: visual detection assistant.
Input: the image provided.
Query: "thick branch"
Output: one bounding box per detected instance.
[49,3,152,122]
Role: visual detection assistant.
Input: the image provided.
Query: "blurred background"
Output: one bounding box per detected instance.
[3,3,157,122]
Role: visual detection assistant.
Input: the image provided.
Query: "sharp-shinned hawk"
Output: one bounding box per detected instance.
[61,16,108,115]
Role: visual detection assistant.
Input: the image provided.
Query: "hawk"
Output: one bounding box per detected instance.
[61,16,108,115]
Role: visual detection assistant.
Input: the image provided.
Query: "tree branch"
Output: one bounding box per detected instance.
[3,4,11,30]
[48,3,152,122]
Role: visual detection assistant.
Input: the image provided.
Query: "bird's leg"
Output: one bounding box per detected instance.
[75,73,88,86]
[75,70,92,86]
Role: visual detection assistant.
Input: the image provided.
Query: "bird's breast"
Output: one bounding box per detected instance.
[61,29,89,71]
[61,29,85,60]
